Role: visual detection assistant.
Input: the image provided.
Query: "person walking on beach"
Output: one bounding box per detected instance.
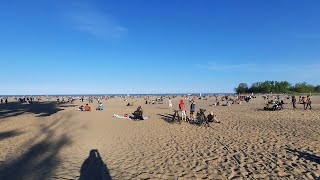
[292,96,297,109]
[306,95,312,110]
[179,100,187,121]
[190,100,196,118]
[5,98,8,104]
[302,96,307,110]
[168,98,172,108]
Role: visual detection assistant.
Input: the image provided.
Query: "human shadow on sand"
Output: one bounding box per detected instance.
[157,112,181,124]
[286,148,320,164]
[0,101,70,118]
[79,149,112,180]
[0,130,23,141]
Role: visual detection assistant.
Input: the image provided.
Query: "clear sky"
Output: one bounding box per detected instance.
[1,0,320,95]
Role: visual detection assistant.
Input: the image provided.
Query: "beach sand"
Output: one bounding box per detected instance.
[0,96,319,179]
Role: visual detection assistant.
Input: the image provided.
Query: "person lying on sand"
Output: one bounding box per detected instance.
[222,101,231,106]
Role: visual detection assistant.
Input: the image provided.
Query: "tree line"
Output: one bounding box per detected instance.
[234,81,320,94]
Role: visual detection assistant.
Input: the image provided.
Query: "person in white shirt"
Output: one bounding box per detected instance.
[168,98,172,108]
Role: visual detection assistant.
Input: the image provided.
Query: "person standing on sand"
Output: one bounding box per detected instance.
[292,96,297,109]
[5,98,8,104]
[190,100,196,118]
[168,98,172,108]
[306,95,312,110]
[179,100,187,121]
[302,96,307,110]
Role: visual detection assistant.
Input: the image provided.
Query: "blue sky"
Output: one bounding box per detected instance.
[0,0,320,94]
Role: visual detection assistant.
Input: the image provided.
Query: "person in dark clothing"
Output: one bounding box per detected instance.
[292,96,297,109]
[132,106,144,120]
[190,100,196,118]
[207,112,220,123]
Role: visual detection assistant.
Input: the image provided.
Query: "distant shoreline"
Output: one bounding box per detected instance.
[0,93,235,97]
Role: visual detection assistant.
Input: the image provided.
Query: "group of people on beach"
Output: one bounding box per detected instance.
[177,99,220,123]
[78,99,104,111]
[0,98,8,104]
[292,95,312,110]
[78,104,92,111]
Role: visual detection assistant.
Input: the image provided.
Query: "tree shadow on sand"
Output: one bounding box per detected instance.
[0,115,73,180]
[286,148,320,164]
[0,129,23,141]
[79,149,112,180]
[0,101,75,119]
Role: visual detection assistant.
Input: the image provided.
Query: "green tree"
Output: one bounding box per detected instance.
[234,83,249,93]
[248,82,259,93]
[294,82,314,93]
[274,81,290,93]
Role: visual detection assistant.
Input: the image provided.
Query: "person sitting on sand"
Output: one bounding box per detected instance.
[132,106,144,120]
[78,105,84,111]
[96,103,104,110]
[84,104,91,111]
[137,106,143,115]
[207,112,220,123]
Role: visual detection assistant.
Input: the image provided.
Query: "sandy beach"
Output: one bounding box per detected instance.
[0,95,319,179]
